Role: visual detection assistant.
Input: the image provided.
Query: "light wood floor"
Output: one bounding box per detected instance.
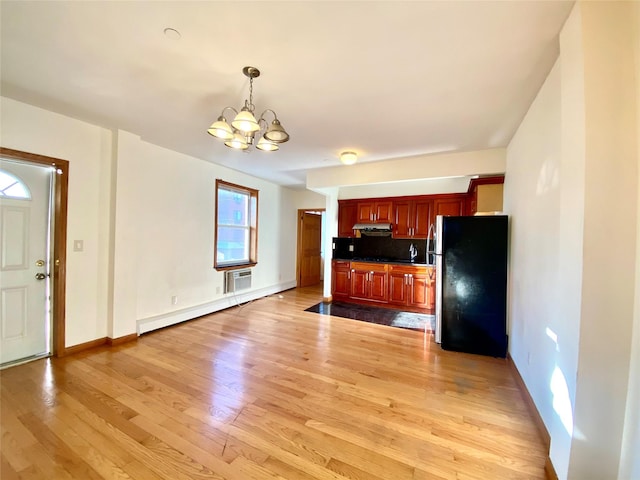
[1,286,547,479]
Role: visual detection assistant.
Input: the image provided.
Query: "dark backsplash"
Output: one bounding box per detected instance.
[332,236,434,264]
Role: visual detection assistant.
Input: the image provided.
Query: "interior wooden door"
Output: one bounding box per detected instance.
[299,212,322,287]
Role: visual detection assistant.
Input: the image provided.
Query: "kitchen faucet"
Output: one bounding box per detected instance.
[409,243,417,262]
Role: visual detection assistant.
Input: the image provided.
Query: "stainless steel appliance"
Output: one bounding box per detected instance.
[434,215,508,357]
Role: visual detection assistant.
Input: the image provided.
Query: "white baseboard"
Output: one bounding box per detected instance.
[136,280,297,335]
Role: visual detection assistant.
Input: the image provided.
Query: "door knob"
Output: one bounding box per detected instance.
[35,273,47,280]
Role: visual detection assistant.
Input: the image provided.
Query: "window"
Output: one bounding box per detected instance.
[214,179,258,269]
[0,169,31,199]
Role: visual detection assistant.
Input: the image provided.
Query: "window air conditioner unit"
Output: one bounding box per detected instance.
[224,269,252,294]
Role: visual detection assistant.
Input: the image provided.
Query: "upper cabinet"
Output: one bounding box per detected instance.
[356,200,393,223]
[393,198,432,239]
[336,177,504,239]
[433,196,465,217]
[467,176,505,215]
[338,201,358,237]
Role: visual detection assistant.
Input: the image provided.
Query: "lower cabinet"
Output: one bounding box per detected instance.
[331,260,351,299]
[389,265,434,310]
[350,262,388,303]
[331,260,435,313]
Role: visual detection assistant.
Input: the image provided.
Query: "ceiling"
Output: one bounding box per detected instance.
[1,1,574,189]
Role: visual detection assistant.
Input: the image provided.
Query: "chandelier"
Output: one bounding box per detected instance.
[207,66,290,152]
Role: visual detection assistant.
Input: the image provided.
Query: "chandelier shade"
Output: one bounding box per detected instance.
[207,116,234,140]
[264,119,290,143]
[231,107,260,133]
[256,136,279,151]
[224,132,249,150]
[207,66,290,152]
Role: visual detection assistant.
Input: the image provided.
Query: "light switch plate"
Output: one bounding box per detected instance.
[73,240,83,252]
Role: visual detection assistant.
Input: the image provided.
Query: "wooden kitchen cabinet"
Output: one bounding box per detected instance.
[331,260,351,299]
[356,200,393,223]
[433,196,465,217]
[393,198,432,238]
[388,264,434,310]
[337,201,358,237]
[467,176,504,215]
[330,260,434,313]
[388,267,411,305]
[350,261,388,303]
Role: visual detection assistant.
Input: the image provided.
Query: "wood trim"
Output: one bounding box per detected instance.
[466,175,505,194]
[214,262,257,271]
[214,178,259,270]
[0,147,69,358]
[51,333,137,358]
[296,209,303,286]
[106,333,138,346]
[297,208,326,287]
[60,337,107,357]
[545,457,559,480]
[506,354,556,479]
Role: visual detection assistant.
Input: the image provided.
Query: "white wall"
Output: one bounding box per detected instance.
[504,2,639,478]
[568,3,637,478]
[1,97,113,347]
[1,96,312,345]
[619,2,640,478]
[306,148,505,190]
[338,176,473,200]
[505,60,579,478]
[110,131,310,337]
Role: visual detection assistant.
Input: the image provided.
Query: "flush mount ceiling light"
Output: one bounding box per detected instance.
[340,151,358,165]
[207,66,290,152]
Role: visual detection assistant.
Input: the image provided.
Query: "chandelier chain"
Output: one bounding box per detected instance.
[248,76,255,112]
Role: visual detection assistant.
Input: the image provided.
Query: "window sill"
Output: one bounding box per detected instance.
[214,262,257,272]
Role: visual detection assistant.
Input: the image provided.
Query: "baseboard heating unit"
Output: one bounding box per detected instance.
[224,269,252,294]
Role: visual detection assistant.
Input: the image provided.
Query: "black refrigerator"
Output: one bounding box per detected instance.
[434,215,508,358]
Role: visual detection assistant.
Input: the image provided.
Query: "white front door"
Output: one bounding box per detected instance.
[0,160,52,365]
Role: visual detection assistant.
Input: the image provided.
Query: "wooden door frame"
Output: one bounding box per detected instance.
[296,208,325,287]
[1,147,68,357]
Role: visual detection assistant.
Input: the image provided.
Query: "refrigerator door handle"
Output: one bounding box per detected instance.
[435,215,444,344]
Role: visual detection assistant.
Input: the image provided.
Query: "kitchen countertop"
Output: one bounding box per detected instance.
[333,257,434,267]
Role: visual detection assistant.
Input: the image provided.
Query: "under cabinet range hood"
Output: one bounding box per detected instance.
[353,223,393,236]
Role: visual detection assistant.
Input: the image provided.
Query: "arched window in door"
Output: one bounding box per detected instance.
[0,169,31,199]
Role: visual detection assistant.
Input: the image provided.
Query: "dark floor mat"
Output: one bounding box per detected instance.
[305,301,434,332]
